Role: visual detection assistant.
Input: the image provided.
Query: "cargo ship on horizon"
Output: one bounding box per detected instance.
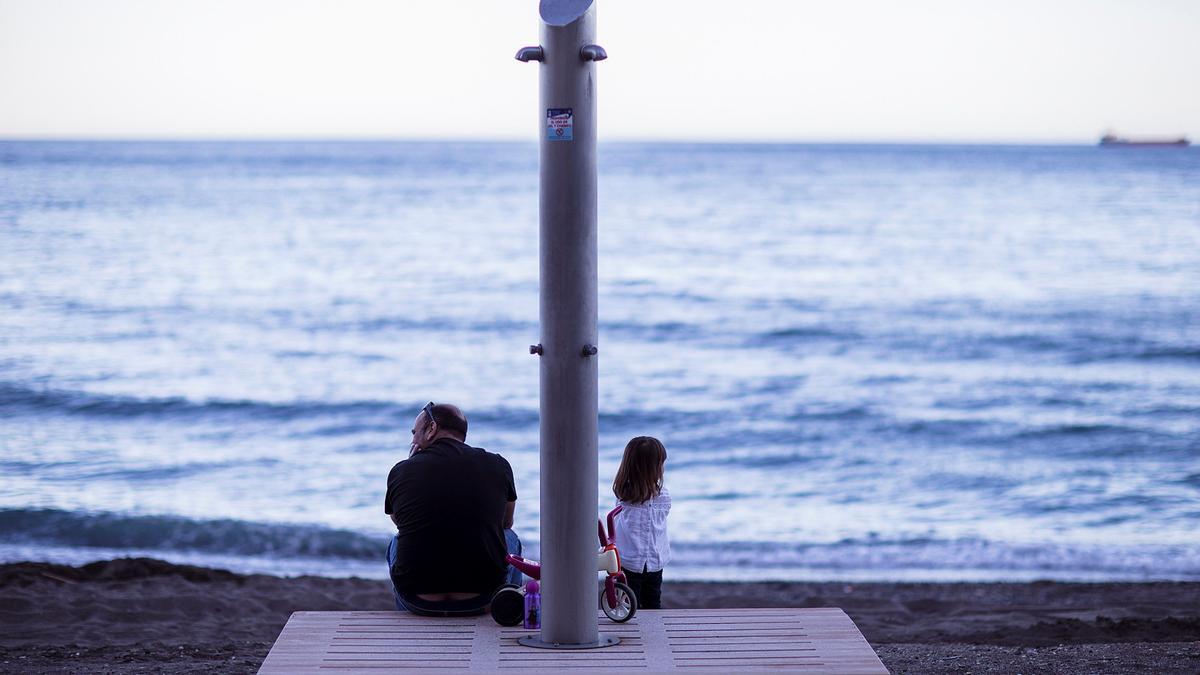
[1099,132,1189,147]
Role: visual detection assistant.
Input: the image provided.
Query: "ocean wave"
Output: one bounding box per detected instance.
[762,326,857,340]
[1011,423,1144,440]
[914,472,1019,492]
[668,451,832,471]
[22,295,540,338]
[3,510,1196,582]
[0,382,714,434]
[746,325,861,348]
[600,320,698,341]
[981,422,1195,458]
[788,323,1200,366]
[287,423,401,439]
[1130,346,1200,361]
[0,459,281,482]
[0,383,401,421]
[884,418,989,437]
[785,404,872,421]
[0,509,386,561]
[0,382,828,445]
[947,333,1200,365]
[669,537,1200,581]
[309,315,536,335]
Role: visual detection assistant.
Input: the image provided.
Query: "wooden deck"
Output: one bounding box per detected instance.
[258,608,887,673]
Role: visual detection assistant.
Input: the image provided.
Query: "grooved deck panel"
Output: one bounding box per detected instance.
[258,608,887,674]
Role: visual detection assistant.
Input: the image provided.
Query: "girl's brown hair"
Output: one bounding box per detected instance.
[612,436,667,504]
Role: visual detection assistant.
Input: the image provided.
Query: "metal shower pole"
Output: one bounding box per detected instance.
[516,0,610,649]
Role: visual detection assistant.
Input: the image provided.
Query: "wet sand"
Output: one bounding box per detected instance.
[1,558,1198,673]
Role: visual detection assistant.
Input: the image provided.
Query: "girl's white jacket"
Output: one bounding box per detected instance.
[613,486,671,573]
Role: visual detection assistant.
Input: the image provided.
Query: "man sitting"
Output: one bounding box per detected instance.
[384,402,522,614]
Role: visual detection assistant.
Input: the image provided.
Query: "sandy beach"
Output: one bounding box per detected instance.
[0,558,1197,673]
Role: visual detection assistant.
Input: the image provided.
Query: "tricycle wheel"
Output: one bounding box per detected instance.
[490,585,523,626]
[600,581,637,622]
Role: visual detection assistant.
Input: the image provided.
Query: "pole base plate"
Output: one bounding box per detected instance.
[517,634,620,650]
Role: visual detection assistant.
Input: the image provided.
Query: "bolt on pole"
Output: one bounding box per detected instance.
[516,0,611,649]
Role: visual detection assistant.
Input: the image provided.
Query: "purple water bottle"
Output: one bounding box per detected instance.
[523,580,541,629]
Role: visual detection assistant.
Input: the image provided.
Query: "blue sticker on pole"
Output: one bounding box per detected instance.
[547,108,573,141]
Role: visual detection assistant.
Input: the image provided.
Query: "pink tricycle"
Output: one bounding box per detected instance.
[501,505,637,623]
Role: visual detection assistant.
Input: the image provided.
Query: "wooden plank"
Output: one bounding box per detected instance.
[259,608,887,674]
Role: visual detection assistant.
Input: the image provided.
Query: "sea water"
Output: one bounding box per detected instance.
[1,141,1197,581]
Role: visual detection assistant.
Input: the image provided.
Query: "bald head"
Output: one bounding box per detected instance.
[411,402,468,453]
[427,403,467,440]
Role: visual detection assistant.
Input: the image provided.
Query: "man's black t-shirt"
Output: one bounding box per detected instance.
[384,438,517,595]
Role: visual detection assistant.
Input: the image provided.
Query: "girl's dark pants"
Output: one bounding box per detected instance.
[621,565,663,609]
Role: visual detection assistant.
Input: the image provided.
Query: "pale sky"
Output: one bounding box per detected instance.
[1,0,1197,142]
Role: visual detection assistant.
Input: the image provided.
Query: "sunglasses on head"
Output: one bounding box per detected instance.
[411,402,437,436]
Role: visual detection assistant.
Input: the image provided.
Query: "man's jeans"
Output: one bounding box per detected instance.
[386,529,523,612]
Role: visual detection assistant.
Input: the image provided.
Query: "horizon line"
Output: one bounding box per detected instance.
[0,135,1145,147]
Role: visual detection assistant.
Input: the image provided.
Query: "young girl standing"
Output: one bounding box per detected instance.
[612,436,671,609]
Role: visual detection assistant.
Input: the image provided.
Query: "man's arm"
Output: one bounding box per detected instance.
[385,462,404,530]
[502,500,515,530]
[499,455,517,531]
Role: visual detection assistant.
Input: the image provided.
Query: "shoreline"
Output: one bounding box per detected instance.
[2,558,1198,673]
